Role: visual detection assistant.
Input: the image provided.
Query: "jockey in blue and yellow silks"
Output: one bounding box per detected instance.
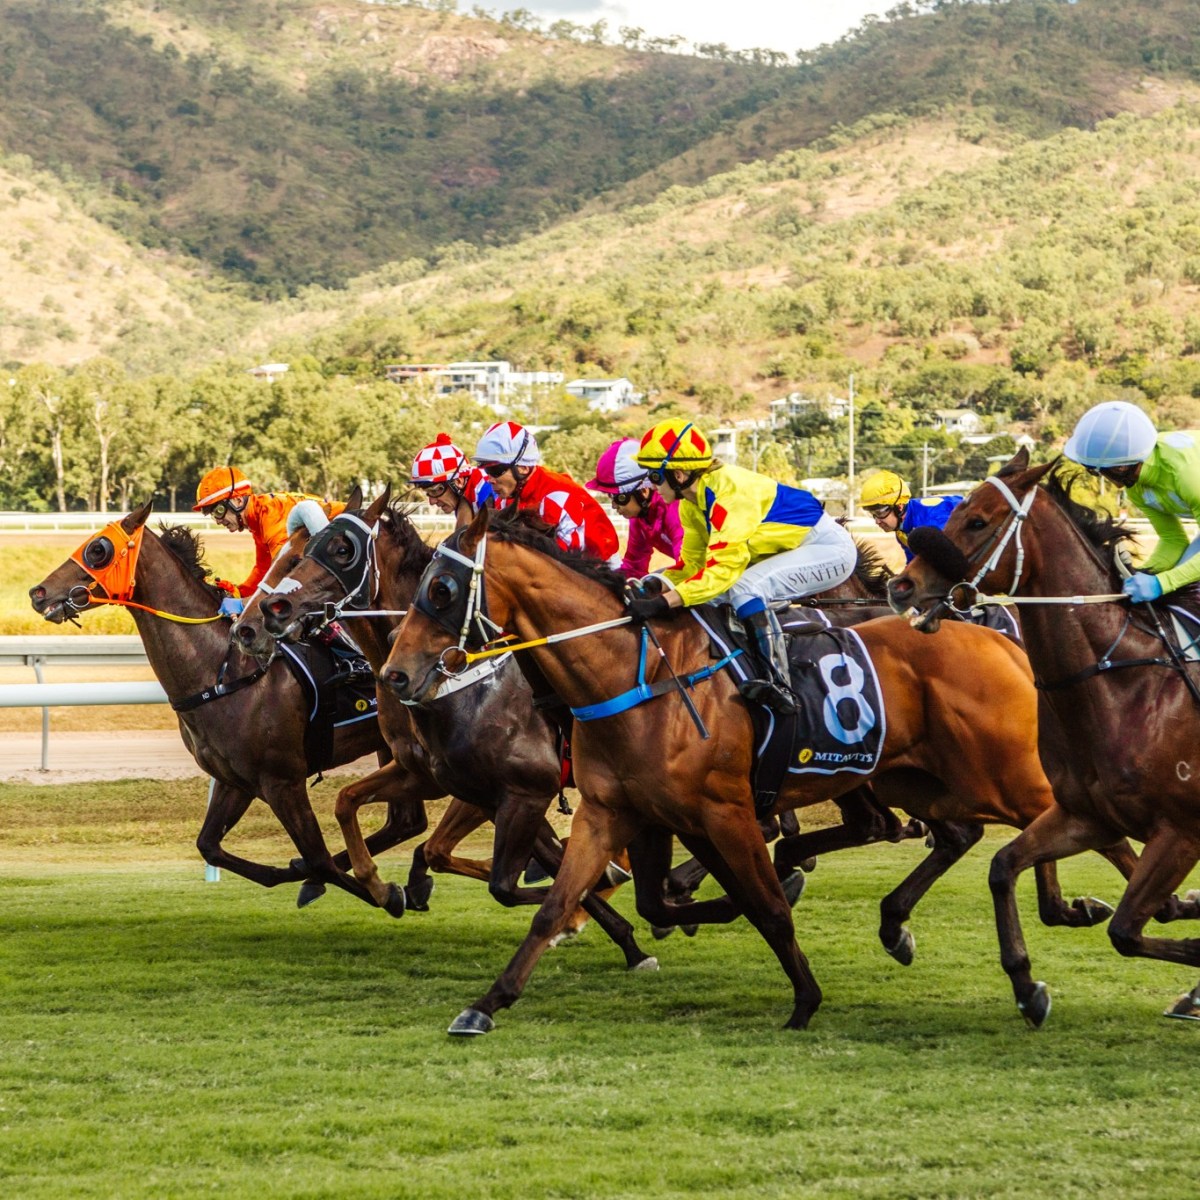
[860,470,961,563]
[625,418,857,713]
[1064,401,1200,603]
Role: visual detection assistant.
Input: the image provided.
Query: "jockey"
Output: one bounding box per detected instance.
[586,438,684,579]
[192,466,341,615]
[630,418,857,713]
[1064,400,1200,603]
[860,470,962,563]
[410,433,494,529]
[472,421,619,562]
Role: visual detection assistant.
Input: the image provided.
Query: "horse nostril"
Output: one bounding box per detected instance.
[890,578,912,598]
[235,623,256,644]
[267,598,291,620]
[380,666,409,695]
[29,586,46,607]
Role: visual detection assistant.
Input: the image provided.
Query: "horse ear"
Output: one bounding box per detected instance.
[124,500,153,531]
[458,501,491,555]
[998,447,1030,477]
[346,483,364,510]
[363,483,391,524]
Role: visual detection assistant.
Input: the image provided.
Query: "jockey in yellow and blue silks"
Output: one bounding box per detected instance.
[626,417,857,713]
[1064,401,1200,604]
[860,470,962,563]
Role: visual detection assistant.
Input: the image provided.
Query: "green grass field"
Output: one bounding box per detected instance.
[1,780,1197,1199]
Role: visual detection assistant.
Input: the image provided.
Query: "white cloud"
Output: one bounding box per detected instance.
[513,0,885,55]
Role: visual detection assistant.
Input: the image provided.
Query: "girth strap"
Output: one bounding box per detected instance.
[1035,656,1175,691]
[171,662,268,711]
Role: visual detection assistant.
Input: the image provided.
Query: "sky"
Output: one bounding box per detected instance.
[516,1,889,56]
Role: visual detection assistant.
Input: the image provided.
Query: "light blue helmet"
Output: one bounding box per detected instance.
[1064,402,1157,468]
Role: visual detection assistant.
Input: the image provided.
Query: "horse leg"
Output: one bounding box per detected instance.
[266,780,387,911]
[989,803,1123,1027]
[691,804,824,1030]
[449,800,641,1036]
[411,798,494,912]
[627,826,746,931]
[330,761,422,917]
[876,819,983,966]
[196,780,304,888]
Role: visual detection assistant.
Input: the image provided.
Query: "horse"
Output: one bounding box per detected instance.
[379,504,1131,1034]
[27,501,410,913]
[231,490,658,971]
[887,449,1200,1022]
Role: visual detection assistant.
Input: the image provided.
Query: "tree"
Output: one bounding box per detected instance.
[16,364,70,511]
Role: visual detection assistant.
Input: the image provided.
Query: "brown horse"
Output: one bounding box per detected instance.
[232,491,657,971]
[27,502,414,912]
[888,450,1200,1021]
[380,506,1126,1034]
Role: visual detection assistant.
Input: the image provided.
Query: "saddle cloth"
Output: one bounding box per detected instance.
[691,606,886,815]
[277,633,378,775]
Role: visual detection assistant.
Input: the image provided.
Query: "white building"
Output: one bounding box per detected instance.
[386,361,563,410]
[247,363,289,382]
[565,377,642,413]
[769,391,850,426]
[930,408,984,435]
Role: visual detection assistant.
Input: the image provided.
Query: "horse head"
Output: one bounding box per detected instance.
[887,449,1063,631]
[236,485,392,656]
[29,500,155,624]
[379,503,495,704]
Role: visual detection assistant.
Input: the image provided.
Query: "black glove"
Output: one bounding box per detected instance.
[625,593,670,623]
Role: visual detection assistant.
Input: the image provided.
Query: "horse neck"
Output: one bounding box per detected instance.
[128,533,239,697]
[487,544,649,710]
[1015,493,1155,682]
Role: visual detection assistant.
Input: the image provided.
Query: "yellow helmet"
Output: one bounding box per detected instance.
[194,466,252,511]
[635,419,713,471]
[860,470,911,509]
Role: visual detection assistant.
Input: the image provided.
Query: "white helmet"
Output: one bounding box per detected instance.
[1064,401,1157,469]
[473,421,541,467]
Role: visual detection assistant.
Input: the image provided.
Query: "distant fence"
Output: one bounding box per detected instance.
[0,509,458,532]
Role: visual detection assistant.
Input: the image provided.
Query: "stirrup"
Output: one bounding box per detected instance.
[739,676,797,716]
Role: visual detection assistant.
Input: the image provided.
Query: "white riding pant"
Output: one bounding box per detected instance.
[722,513,858,615]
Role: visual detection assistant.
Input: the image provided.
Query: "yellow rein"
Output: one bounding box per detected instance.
[87,595,224,624]
[463,615,633,664]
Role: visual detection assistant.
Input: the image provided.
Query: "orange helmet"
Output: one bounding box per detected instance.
[635,419,713,471]
[194,466,252,511]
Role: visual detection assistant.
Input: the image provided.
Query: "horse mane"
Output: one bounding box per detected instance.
[851,536,893,597]
[485,512,628,598]
[157,523,225,599]
[1040,459,1135,554]
[377,500,435,584]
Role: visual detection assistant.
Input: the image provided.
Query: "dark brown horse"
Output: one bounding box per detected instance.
[232,491,658,971]
[27,503,410,912]
[380,506,1127,1034]
[888,450,1200,1022]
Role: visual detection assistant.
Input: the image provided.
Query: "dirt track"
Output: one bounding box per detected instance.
[0,730,376,785]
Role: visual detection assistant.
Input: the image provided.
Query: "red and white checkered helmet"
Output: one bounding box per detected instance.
[473,421,541,467]
[410,433,468,485]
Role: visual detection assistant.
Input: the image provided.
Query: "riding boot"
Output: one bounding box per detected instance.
[738,608,797,715]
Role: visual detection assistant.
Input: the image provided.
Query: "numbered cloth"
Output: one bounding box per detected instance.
[784,625,886,777]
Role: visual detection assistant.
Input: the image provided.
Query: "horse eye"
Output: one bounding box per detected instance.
[428,576,459,610]
[966,517,987,531]
[83,536,114,568]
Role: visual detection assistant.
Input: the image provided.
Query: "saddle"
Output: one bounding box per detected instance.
[693,606,886,816]
[277,627,378,775]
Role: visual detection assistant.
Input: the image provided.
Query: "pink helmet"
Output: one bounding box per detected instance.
[410,433,468,485]
[473,421,541,467]
[586,438,649,494]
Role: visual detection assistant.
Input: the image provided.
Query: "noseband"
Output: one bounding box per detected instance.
[944,476,1037,614]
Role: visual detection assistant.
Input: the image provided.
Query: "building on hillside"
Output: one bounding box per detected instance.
[769,390,850,426]
[929,408,984,435]
[564,377,642,413]
[247,363,289,382]
[710,427,738,465]
[386,360,563,411]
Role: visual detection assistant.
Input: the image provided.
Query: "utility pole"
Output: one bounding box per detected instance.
[922,443,930,495]
[846,373,856,519]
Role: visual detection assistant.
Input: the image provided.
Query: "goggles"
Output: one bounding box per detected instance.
[420,482,450,499]
[481,462,511,479]
[204,499,237,521]
[865,504,896,520]
[1085,462,1140,486]
[647,468,669,486]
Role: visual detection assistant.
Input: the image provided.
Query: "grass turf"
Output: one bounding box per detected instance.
[0,780,1197,1199]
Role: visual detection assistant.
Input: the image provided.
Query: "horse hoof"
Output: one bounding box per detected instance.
[548,928,581,947]
[799,856,817,873]
[296,881,326,909]
[383,883,406,919]
[884,927,915,966]
[602,861,633,888]
[1072,895,1114,926]
[681,924,699,938]
[650,924,676,940]
[1018,981,1051,1029]
[630,955,660,972]
[406,876,434,912]
[782,870,806,908]
[1163,992,1200,1021]
[447,1008,495,1037]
